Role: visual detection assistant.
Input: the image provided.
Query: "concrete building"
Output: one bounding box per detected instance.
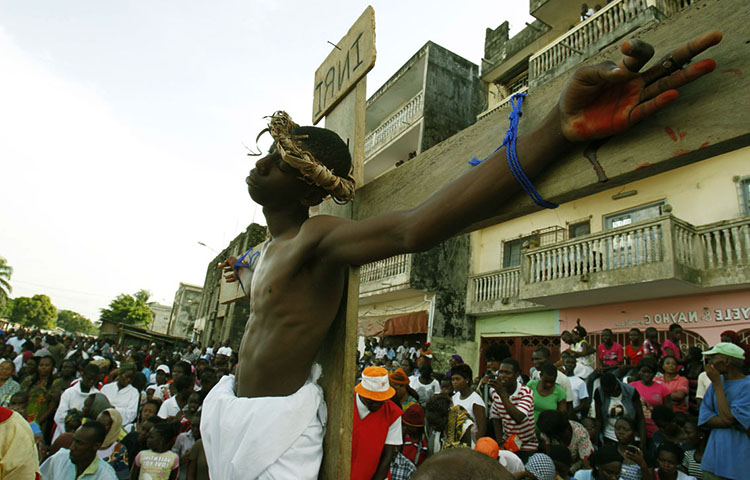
[363,41,486,184]
[147,302,172,334]
[355,43,485,358]
[352,0,750,374]
[195,223,267,349]
[167,283,203,340]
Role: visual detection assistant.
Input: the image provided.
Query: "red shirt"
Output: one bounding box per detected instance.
[625,344,645,366]
[597,342,624,366]
[402,433,428,466]
[351,398,403,480]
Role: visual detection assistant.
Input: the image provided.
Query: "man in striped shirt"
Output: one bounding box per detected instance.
[489,358,537,462]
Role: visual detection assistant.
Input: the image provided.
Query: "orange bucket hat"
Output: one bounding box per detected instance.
[355,366,395,401]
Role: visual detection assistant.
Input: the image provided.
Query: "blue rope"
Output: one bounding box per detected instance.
[469,92,557,209]
[232,247,261,295]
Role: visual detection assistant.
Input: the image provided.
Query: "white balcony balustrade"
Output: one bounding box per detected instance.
[364,91,424,158]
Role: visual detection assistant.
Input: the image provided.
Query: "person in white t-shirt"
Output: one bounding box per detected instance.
[450,363,486,439]
[562,353,590,419]
[409,365,440,406]
[216,342,232,358]
[530,347,574,407]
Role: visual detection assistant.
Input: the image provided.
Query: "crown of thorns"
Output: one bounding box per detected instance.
[251,111,355,204]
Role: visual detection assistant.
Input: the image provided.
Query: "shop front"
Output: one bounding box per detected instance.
[474,310,560,376]
[559,289,750,348]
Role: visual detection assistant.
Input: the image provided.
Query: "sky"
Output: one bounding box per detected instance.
[0,1,533,322]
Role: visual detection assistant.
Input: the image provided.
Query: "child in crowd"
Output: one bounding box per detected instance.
[439,376,453,397]
[680,418,706,479]
[654,442,696,480]
[173,413,200,480]
[401,404,428,467]
[581,417,602,452]
[643,328,662,360]
[132,422,180,480]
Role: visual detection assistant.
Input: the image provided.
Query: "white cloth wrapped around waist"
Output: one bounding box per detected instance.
[201,364,327,480]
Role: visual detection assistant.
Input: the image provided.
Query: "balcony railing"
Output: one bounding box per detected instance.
[697,218,750,269]
[360,254,412,284]
[467,214,749,313]
[526,219,663,283]
[478,87,529,120]
[470,267,520,303]
[530,0,653,80]
[364,91,424,158]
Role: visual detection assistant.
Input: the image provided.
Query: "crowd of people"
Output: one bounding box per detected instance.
[0,328,229,479]
[1,322,748,480]
[354,324,750,480]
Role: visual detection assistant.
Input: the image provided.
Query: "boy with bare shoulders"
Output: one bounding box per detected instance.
[200,32,722,480]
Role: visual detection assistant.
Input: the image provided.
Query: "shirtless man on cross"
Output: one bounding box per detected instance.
[200,31,722,480]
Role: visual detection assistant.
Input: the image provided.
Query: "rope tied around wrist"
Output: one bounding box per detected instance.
[469,93,558,209]
[251,111,356,205]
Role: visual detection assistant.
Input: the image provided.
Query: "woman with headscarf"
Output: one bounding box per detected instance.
[82,391,112,421]
[97,407,130,479]
[48,408,84,456]
[446,354,463,378]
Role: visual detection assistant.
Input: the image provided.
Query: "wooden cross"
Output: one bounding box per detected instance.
[312,6,375,479]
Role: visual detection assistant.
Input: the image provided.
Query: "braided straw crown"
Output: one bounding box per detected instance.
[253,111,356,204]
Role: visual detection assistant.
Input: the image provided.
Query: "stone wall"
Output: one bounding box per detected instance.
[483,20,550,78]
[409,233,472,370]
[422,43,486,152]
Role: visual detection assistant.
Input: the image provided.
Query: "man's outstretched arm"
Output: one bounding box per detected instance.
[315,32,722,268]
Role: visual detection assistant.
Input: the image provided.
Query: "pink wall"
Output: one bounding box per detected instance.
[559,289,750,345]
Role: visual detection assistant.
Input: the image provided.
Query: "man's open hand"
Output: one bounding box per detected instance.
[559,31,722,142]
[217,256,238,282]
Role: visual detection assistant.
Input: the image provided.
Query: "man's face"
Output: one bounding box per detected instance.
[80,371,98,391]
[531,351,546,369]
[486,360,500,373]
[710,354,732,373]
[118,370,134,388]
[156,371,167,385]
[173,366,187,381]
[246,149,310,206]
[602,330,613,343]
[61,361,76,378]
[360,396,385,413]
[562,356,576,375]
[69,427,99,466]
[497,363,517,390]
[629,330,641,344]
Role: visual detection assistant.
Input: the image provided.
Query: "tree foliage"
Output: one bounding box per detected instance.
[57,309,98,334]
[0,256,12,308]
[10,294,56,329]
[100,289,153,326]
